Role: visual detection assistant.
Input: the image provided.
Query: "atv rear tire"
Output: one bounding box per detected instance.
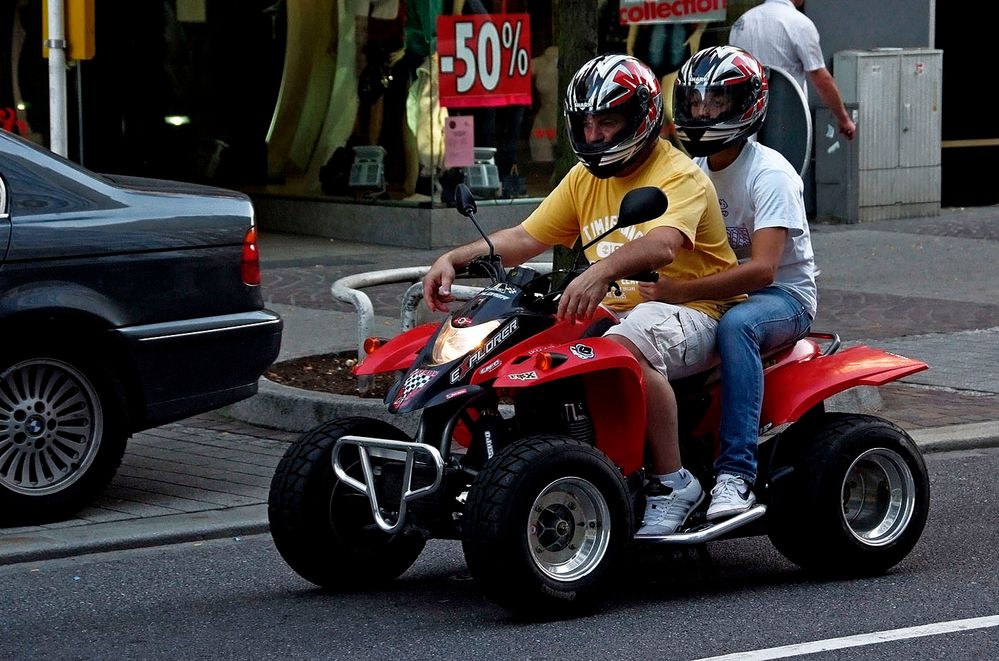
[462,435,633,618]
[768,412,929,576]
[268,416,426,589]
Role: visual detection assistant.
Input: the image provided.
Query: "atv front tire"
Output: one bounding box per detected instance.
[268,416,426,589]
[768,413,929,575]
[462,435,633,618]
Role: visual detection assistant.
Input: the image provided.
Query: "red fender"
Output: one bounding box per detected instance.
[761,342,929,427]
[492,336,647,475]
[464,310,617,384]
[354,322,438,375]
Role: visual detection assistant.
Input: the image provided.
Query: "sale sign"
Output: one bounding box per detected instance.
[619,0,726,24]
[437,13,532,108]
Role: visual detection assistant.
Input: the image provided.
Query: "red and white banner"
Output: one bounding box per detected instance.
[619,0,726,25]
[436,13,532,108]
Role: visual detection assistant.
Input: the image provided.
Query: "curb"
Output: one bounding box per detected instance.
[910,421,999,452]
[225,378,421,435]
[0,505,268,566]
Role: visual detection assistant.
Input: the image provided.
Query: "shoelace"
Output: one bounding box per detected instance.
[710,476,745,498]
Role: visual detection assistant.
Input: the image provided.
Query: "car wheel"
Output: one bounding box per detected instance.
[268,416,427,589]
[0,356,128,524]
[768,412,930,576]
[461,435,633,619]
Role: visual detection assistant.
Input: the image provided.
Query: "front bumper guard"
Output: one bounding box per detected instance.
[333,435,444,534]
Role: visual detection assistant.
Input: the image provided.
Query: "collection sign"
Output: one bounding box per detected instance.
[618,0,726,24]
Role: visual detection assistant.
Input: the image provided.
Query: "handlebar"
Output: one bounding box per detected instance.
[622,271,659,283]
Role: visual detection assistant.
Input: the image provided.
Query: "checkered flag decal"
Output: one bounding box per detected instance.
[393,368,437,407]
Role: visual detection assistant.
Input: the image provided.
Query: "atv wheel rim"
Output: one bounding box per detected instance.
[0,359,102,495]
[527,477,611,582]
[841,448,915,547]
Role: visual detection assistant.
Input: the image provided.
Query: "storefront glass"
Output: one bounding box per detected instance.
[1,1,748,209]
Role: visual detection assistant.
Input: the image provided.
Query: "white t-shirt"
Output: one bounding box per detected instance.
[729,0,826,97]
[694,141,818,318]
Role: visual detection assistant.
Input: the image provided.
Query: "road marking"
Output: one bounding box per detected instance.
[692,615,999,660]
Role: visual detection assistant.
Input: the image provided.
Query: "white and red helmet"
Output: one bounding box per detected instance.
[673,46,769,157]
[564,54,664,178]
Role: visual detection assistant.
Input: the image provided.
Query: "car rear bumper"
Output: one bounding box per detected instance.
[115,309,283,428]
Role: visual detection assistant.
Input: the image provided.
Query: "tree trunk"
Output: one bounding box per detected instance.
[551,0,599,271]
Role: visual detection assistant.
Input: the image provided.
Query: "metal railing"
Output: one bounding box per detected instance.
[331,262,553,362]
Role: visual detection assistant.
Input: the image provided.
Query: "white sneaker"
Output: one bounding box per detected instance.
[637,477,704,536]
[706,474,756,522]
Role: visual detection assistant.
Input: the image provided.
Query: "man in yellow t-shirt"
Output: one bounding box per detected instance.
[423,54,741,536]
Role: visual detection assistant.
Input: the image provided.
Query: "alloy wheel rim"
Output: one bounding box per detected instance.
[527,476,612,582]
[0,359,102,495]
[841,447,916,546]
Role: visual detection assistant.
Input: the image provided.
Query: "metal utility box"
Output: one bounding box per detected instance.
[816,48,942,223]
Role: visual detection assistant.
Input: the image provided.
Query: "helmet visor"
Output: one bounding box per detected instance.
[567,107,641,157]
[674,83,754,128]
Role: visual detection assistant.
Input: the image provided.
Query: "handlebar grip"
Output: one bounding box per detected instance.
[624,271,659,283]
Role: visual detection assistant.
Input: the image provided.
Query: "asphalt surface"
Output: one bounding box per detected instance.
[2,204,999,565]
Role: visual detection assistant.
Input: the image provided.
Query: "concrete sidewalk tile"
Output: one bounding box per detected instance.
[115,467,268,502]
[124,448,280,479]
[107,475,260,510]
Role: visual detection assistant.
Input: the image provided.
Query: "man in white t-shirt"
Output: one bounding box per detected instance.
[651,46,817,520]
[729,0,855,140]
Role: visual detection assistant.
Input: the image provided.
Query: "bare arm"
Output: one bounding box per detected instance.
[808,68,856,140]
[558,225,686,323]
[640,228,787,303]
[422,225,549,312]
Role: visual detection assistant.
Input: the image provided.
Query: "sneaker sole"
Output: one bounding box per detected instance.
[705,501,754,522]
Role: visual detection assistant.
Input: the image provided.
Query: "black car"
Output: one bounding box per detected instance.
[0,130,283,523]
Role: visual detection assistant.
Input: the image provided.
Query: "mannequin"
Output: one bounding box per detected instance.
[529,45,557,163]
[351,0,404,146]
[400,0,445,198]
[452,0,529,178]
[266,0,342,186]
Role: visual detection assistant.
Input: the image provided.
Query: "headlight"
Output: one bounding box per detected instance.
[430,318,502,366]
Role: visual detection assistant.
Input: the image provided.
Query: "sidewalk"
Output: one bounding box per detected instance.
[2,205,998,565]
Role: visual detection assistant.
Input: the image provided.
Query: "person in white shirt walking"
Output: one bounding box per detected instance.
[729,0,855,140]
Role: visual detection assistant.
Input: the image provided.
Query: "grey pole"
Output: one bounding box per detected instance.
[46,0,68,157]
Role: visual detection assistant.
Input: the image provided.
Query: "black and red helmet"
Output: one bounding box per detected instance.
[564,54,664,178]
[673,46,769,157]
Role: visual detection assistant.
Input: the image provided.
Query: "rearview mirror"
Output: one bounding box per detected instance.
[617,187,669,229]
[454,183,477,217]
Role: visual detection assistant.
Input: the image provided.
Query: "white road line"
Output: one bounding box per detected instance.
[692,615,999,660]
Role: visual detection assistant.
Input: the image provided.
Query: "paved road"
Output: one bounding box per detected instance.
[5,447,999,659]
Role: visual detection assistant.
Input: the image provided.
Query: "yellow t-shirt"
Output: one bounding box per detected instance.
[521,140,743,319]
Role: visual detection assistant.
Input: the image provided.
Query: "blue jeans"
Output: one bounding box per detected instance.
[715,287,811,483]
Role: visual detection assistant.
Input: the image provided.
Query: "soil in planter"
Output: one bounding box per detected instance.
[265,350,395,399]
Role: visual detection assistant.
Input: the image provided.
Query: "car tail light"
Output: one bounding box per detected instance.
[242,226,261,285]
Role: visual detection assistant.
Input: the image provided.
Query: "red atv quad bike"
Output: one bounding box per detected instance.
[268,184,930,618]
